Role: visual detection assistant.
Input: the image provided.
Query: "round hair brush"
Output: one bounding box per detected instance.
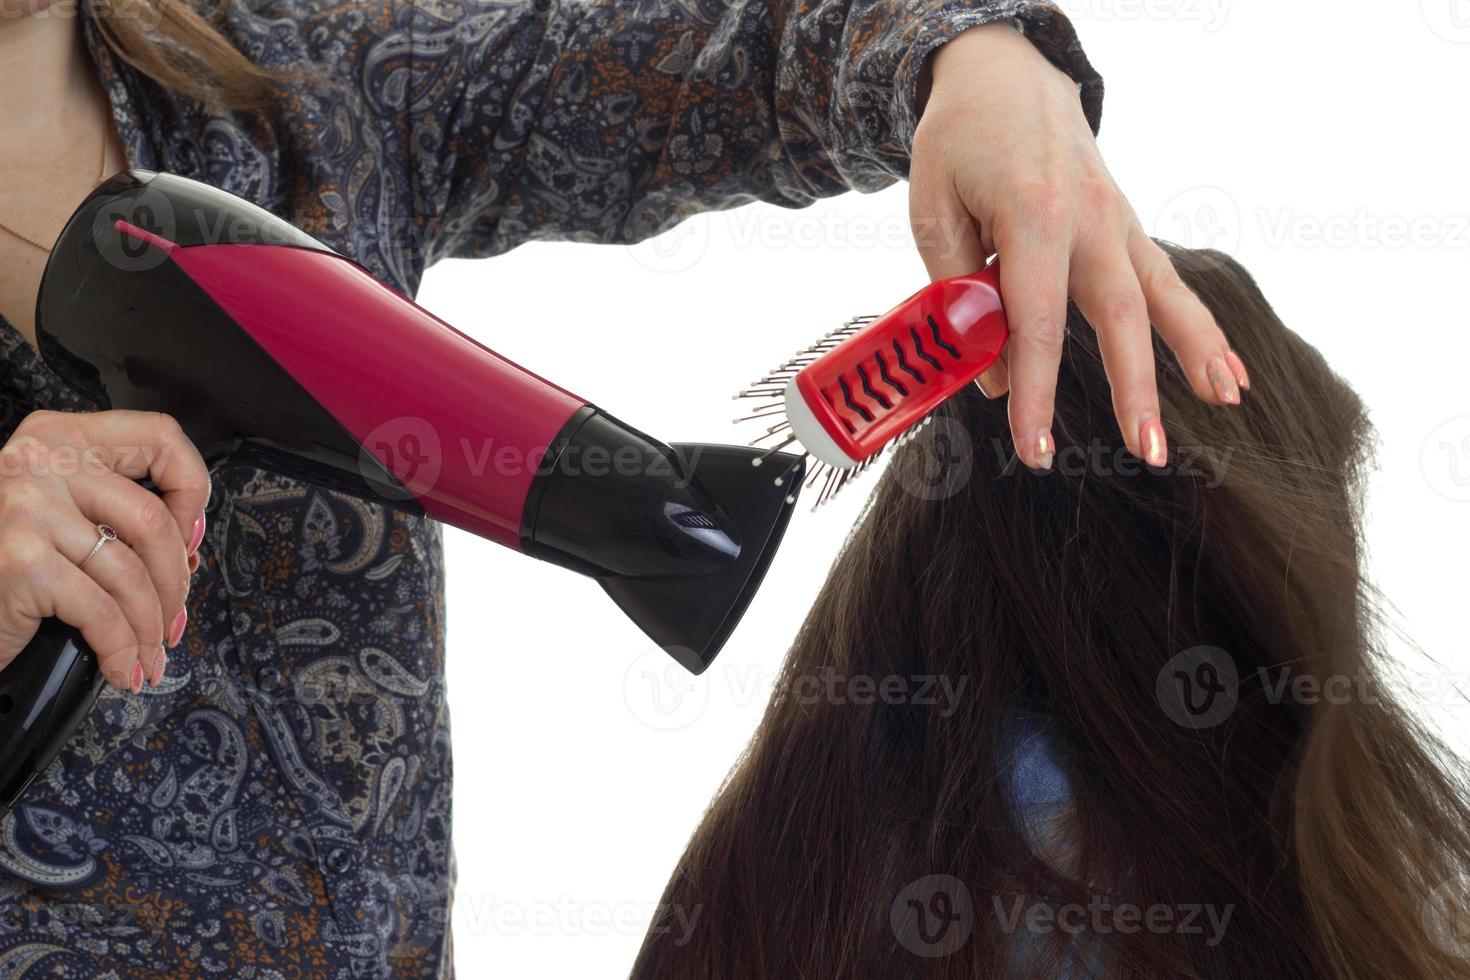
[737,263,1009,507]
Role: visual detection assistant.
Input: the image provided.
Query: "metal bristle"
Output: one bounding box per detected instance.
[739,316,878,393]
[751,433,798,465]
[734,313,893,510]
[771,454,807,489]
[814,466,839,507]
[736,387,786,399]
[734,402,786,423]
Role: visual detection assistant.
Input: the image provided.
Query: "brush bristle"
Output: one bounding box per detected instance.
[735,314,921,511]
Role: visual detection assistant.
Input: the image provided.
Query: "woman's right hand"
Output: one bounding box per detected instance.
[0,410,211,693]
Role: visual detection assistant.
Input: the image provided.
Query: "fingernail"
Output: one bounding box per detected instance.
[1207,356,1240,405]
[1140,416,1167,468]
[152,649,168,688]
[975,359,1010,399]
[1035,430,1055,470]
[188,514,206,554]
[168,608,187,648]
[131,661,144,695]
[188,552,200,574]
[1224,349,1250,390]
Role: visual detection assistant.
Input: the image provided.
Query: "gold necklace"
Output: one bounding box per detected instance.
[0,127,112,254]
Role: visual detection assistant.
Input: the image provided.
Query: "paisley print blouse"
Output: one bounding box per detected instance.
[0,1,1100,976]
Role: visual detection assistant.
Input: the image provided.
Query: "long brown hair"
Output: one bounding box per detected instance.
[88,0,279,108]
[633,245,1470,979]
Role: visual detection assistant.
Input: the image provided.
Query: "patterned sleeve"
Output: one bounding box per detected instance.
[365,0,1103,263]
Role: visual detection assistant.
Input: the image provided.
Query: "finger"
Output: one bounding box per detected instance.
[909,174,989,281]
[8,484,170,686]
[82,411,211,545]
[50,553,150,693]
[1127,226,1245,404]
[68,474,189,646]
[993,222,1073,469]
[6,544,147,693]
[1070,233,1166,467]
[59,511,167,686]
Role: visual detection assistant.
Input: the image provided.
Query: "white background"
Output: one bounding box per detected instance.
[418,2,1470,975]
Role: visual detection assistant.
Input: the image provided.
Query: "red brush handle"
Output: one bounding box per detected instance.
[793,264,1008,465]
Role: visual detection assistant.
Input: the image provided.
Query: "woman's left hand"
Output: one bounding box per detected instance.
[909,22,1250,470]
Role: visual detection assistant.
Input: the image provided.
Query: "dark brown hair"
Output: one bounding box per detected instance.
[633,245,1470,979]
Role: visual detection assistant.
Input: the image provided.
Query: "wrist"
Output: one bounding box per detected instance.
[916,20,1027,119]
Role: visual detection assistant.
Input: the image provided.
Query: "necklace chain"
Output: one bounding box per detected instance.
[0,127,112,254]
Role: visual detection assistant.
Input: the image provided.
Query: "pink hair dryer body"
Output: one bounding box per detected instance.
[0,171,802,814]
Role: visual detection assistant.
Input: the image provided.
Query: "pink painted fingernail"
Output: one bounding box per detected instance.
[168,608,188,648]
[188,514,206,554]
[131,662,144,695]
[1224,349,1250,390]
[1140,416,1168,468]
[1207,356,1239,405]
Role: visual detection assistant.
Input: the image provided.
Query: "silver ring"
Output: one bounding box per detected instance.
[82,523,118,565]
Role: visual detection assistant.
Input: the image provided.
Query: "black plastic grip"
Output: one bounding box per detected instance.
[0,620,105,817]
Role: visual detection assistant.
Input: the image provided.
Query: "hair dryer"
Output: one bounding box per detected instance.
[0,171,802,815]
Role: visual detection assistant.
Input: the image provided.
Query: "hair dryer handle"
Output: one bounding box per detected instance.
[0,620,106,817]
